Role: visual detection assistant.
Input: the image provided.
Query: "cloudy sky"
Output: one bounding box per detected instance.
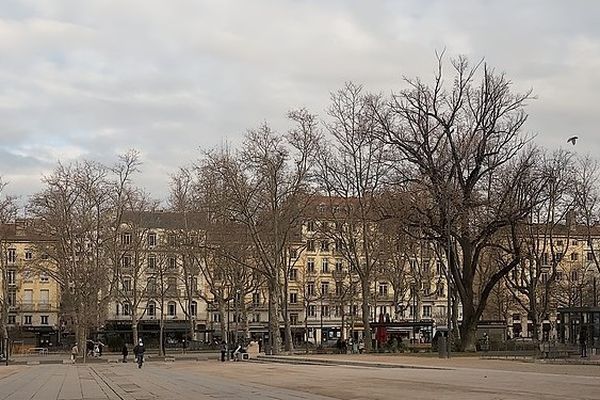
[0,0,598,203]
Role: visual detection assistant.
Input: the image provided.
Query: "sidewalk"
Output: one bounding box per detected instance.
[257,353,600,377]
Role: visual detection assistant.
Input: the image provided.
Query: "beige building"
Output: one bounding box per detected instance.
[0,220,61,350]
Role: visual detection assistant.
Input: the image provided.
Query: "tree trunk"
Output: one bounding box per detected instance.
[132,310,139,344]
[269,280,282,354]
[282,280,293,352]
[458,313,478,352]
[361,281,372,352]
[159,315,165,356]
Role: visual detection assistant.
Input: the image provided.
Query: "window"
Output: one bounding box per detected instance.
[7,270,16,285]
[335,239,343,252]
[41,315,49,325]
[321,281,329,295]
[40,290,49,305]
[307,240,315,252]
[379,282,389,297]
[335,259,343,273]
[290,313,298,325]
[556,240,563,247]
[122,278,131,291]
[168,235,177,246]
[321,305,330,318]
[147,278,156,294]
[308,305,316,317]
[39,272,49,282]
[167,302,177,316]
[23,289,33,304]
[556,271,563,281]
[167,277,177,291]
[423,260,430,274]
[289,292,298,304]
[335,283,343,297]
[123,302,131,316]
[147,301,156,317]
[252,292,260,306]
[289,269,298,281]
[306,221,315,232]
[8,315,15,324]
[148,255,157,270]
[190,301,197,316]
[571,270,579,281]
[307,258,315,273]
[212,313,221,322]
[320,240,329,252]
[541,273,548,284]
[571,252,579,261]
[23,269,34,283]
[25,250,33,260]
[572,240,578,246]
[24,315,32,325]
[541,253,549,266]
[7,248,16,263]
[587,252,594,262]
[122,254,132,268]
[554,252,564,263]
[289,247,298,259]
[307,282,315,296]
[168,256,177,269]
[148,232,157,247]
[121,233,131,245]
[7,290,16,307]
[334,306,342,317]
[322,258,329,273]
[436,260,443,275]
[437,282,445,296]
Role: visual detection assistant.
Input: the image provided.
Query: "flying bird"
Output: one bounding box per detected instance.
[567,136,579,145]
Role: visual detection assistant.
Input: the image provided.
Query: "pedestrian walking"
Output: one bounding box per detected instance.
[122,344,129,363]
[133,339,145,368]
[71,343,78,362]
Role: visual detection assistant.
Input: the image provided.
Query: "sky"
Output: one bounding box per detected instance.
[0,0,598,203]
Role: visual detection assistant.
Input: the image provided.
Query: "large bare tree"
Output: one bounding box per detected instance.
[375,54,541,351]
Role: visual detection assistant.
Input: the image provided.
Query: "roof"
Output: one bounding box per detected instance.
[0,220,54,242]
[121,211,208,230]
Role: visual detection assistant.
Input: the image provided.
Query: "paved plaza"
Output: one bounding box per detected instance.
[0,356,599,399]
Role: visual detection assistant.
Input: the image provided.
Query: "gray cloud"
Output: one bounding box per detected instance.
[0,0,598,201]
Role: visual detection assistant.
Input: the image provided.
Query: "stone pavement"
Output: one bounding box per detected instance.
[1,357,600,399]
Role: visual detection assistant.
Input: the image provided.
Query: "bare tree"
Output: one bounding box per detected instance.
[505,150,576,339]
[314,82,389,352]
[197,112,320,353]
[375,54,541,351]
[28,152,140,358]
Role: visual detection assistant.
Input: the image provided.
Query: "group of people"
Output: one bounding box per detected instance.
[220,340,245,362]
[71,339,145,367]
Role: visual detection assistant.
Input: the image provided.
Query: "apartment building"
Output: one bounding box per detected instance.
[0,220,60,349]
[103,211,210,347]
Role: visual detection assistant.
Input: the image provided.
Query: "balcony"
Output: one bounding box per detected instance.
[14,302,57,312]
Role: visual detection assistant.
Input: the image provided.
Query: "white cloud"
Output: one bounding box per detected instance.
[0,0,598,201]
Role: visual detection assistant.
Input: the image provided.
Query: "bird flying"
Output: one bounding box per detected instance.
[567,136,579,145]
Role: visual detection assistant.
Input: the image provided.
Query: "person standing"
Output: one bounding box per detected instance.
[71,343,78,362]
[579,325,588,358]
[220,341,227,362]
[121,344,129,363]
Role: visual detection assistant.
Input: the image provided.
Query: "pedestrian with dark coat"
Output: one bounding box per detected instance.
[579,325,588,358]
[121,344,129,363]
[133,339,145,367]
[220,341,227,362]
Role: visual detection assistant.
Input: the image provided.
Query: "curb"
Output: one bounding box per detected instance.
[256,355,451,370]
